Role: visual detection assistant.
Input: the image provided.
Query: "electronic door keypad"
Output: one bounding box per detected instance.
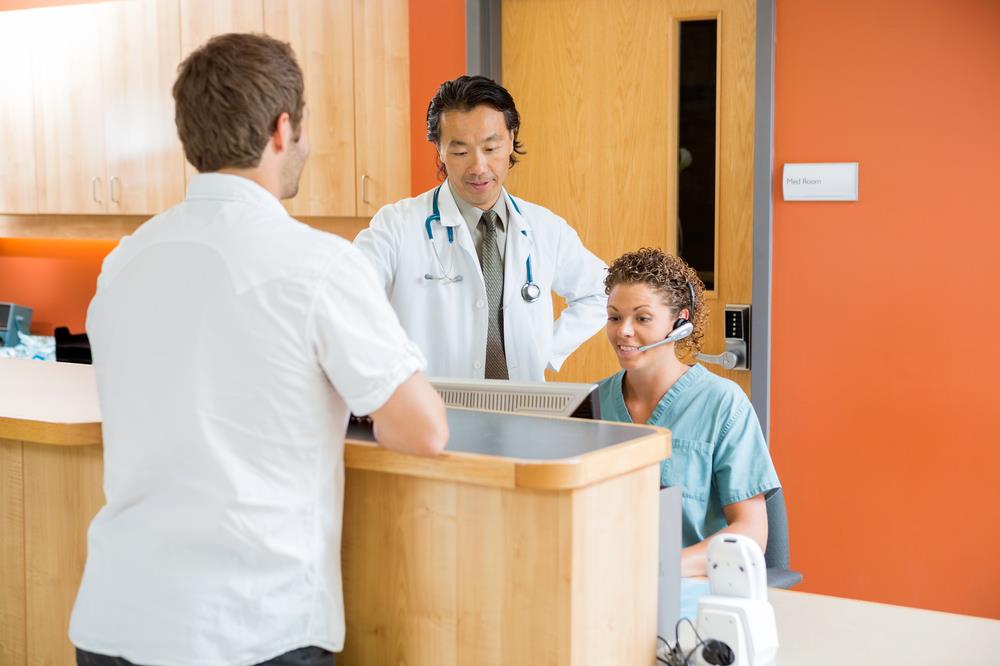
[723,304,751,371]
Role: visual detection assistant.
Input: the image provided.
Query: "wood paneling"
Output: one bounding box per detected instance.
[265,0,357,217]
[22,443,104,665]
[353,0,411,215]
[31,3,107,214]
[504,0,673,386]
[711,0,756,396]
[0,214,370,241]
[570,464,659,665]
[179,0,264,56]
[504,0,757,396]
[101,0,186,215]
[0,439,26,666]
[0,10,39,215]
[341,463,659,665]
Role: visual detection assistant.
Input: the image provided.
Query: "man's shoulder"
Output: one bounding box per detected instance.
[270,218,358,270]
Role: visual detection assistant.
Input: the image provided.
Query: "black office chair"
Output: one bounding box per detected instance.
[764,487,803,589]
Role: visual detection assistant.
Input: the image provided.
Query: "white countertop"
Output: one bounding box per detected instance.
[0,358,100,424]
[770,588,1000,664]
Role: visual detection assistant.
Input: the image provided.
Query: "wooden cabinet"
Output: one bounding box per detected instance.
[0,10,40,215]
[30,4,108,215]
[264,0,357,217]
[101,0,187,215]
[29,1,185,216]
[0,0,409,221]
[353,0,411,215]
[179,0,409,217]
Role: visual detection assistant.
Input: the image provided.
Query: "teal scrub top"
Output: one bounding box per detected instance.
[597,364,780,547]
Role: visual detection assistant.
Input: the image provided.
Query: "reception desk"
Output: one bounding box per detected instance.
[0,359,670,665]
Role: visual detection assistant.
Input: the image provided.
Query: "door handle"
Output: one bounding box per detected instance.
[696,351,739,370]
[360,174,370,205]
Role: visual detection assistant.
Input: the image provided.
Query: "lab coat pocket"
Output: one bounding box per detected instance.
[660,438,713,503]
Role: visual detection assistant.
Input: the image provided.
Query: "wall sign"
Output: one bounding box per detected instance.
[782,162,859,201]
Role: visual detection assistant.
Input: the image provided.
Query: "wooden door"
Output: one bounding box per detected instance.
[0,10,39,215]
[504,0,756,396]
[179,0,265,181]
[32,3,108,214]
[352,0,411,216]
[101,0,186,216]
[265,0,357,217]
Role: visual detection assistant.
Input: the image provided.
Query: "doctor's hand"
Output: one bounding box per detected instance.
[369,371,448,457]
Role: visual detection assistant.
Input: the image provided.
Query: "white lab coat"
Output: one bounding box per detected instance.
[354,183,608,381]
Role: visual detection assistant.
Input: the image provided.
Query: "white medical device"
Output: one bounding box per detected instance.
[695,534,778,666]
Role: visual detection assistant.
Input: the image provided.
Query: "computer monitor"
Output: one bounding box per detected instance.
[428,377,601,419]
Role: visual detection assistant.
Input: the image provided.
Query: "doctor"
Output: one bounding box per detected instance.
[355,75,608,381]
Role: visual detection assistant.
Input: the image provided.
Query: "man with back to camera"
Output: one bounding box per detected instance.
[68,33,448,666]
[354,75,608,381]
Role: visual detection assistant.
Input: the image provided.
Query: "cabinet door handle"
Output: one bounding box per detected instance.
[92,177,102,204]
[361,174,370,205]
[110,176,121,204]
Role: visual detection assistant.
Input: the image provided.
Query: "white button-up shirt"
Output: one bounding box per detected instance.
[70,174,425,665]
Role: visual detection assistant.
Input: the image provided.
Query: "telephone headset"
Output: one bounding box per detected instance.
[636,281,697,353]
[657,617,734,666]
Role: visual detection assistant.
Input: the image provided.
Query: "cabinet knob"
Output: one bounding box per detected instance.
[361,174,371,205]
[110,176,121,204]
[92,177,102,204]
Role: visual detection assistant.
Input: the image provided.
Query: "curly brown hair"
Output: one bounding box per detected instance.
[604,248,708,359]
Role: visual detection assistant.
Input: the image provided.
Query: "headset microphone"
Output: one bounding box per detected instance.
[635,321,693,352]
[636,281,696,353]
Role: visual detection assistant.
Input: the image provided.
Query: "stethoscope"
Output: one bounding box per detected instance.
[423,185,541,303]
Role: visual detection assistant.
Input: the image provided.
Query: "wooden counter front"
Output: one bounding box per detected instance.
[0,359,670,665]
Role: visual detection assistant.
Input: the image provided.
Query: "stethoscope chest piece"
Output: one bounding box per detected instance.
[521,281,541,303]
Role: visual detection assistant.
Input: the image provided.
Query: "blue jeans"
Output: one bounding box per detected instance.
[76,646,335,666]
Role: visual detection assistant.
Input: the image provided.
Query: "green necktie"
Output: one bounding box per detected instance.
[479,210,508,379]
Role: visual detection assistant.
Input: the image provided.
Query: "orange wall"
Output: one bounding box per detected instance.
[0,239,115,334]
[0,0,465,336]
[771,0,1000,618]
[408,0,465,194]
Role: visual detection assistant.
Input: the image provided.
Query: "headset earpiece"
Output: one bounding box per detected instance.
[663,281,696,343]
[636,280,698,352]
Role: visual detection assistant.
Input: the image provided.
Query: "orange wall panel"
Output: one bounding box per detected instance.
[0,239,115,334]
[771,0,1000,618]
[408,0,465,195]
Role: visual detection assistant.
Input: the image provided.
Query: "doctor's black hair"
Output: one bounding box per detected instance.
[426,75,526,179]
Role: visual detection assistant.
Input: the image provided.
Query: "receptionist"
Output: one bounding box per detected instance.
[597,248,780,577]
